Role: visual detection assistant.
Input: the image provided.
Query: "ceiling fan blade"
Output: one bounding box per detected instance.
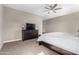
[48,11,50,14]
[53,4,57,8]
[53,10,56,13]
[44,7,50,10]
[49,5,53,9]
[54,8,62,10]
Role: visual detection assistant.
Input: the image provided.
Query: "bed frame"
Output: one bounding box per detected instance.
[39,41,77,55]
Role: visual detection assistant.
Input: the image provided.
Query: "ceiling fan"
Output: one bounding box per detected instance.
[44,4,62,14]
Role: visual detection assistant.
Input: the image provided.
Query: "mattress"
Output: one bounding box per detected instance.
[37,32,79,54]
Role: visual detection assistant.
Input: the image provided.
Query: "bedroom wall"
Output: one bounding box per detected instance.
[3,7,43,43]
[43,20,47,33]
[44,12,79,33]
[0,5,3,49]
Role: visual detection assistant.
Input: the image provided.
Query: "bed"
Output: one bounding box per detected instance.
[37,32,79,55]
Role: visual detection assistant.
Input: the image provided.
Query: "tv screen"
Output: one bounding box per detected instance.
[26,23,35,30]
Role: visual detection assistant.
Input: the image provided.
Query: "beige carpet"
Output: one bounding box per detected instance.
[0,39,59,55]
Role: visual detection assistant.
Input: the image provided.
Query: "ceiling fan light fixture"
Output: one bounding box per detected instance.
[44,4,62,14]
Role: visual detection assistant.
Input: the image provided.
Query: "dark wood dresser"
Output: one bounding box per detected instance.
[22,30,38,41]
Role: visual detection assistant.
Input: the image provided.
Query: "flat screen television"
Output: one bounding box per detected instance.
[26,23,35,30]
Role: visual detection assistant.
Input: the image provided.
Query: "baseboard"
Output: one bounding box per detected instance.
[0,39,21,50]
[3,39,22,43]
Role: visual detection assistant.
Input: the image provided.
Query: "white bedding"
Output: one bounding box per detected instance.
[37,32,79,54]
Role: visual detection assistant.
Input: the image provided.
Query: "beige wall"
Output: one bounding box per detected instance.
[0,5,3,48]
[3,7,43,42]
[44,12,79,33]
[43,20,47,33]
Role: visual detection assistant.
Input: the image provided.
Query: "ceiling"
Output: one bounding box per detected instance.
[4,4,79,20]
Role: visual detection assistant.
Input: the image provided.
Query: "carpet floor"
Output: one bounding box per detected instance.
[0,39,59,55]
